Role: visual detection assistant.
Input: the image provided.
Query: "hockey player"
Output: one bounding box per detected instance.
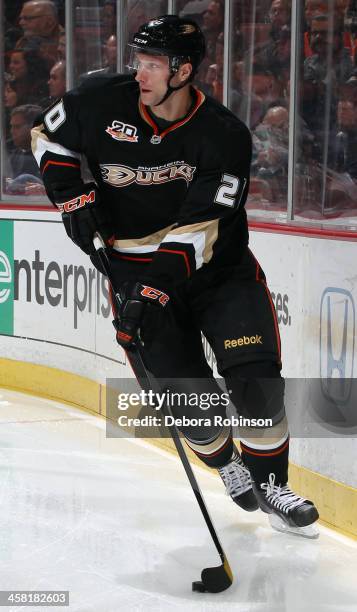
[31,15,319,536]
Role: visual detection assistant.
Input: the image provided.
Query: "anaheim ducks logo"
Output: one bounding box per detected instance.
[100,161,196,187]
[106,120,138,143]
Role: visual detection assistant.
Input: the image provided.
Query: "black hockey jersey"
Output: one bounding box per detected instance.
[31,74,252,286]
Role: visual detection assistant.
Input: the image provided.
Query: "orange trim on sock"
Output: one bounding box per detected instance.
[191,434,232,459]
[240,438,289,458]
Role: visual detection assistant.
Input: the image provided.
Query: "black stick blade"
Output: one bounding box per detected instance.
[193,558,233,593]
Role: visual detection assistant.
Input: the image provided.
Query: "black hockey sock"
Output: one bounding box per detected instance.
[240,436,289,486]
[184,426,234,468]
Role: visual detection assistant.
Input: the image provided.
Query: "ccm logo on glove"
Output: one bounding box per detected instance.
[57,190,95,213]
[140,285,170,306]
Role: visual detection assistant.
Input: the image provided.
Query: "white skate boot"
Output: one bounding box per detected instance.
[218,446,259,512]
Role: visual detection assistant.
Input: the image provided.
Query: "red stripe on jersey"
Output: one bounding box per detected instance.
[140,103,159,135]
[115,254,153,263]
[160,89,205,138]
[42,160,81,174]
[157,247,191,277]
[139,88,205,141]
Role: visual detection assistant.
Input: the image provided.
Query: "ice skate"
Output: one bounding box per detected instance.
[253,473,319,538]
[218,446,259,512]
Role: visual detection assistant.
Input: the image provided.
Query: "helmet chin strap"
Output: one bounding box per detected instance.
[154,72,191,107]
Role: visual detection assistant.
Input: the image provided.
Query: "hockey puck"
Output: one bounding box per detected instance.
[192,581,207,592]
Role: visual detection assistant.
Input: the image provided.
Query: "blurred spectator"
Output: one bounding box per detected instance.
[127,1,154,40]
[346,1,357,44]
[230,62,276,130]
[305,0,328,27]
[329,99,357,176]
[4,15,22,53]
[252,0,292,85]
[202,0,224,63]
[305,0,349,27]
[79,34,117,81]
[4,74,19,138]
[5,104,43,193]
[241,64,283,127]
[102,0,116,41]
[8,49,27,81]
[334,0,351,27]
[205,31,224,100]
[125,2,167,67]
[179,0,211,27]
[321,98,357,210]
[269,0,291,37]
[303,14,353,136]
[228,60,248,119]
[234,0,272,24]
[57,31,65,61]
[252,106,289,200]
[304,1,353,57]
[231,10,244,62]
[48,60,66,99]
[103,34,117,73]
[196,0,224,90]
[232,60,245,87]
[251,103,317,205]
[8,47,49,106]
[342,67,357,103]
[4,74,18,110]
[16,0,64,67]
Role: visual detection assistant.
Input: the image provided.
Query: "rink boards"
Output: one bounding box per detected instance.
[0,211,356,536]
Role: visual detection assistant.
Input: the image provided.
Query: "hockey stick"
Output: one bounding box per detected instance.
[93,233,233,594]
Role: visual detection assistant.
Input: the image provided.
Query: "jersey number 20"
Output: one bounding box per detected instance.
[214,174,247,208]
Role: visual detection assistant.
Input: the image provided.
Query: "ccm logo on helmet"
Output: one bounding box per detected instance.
[224,335,263,349]
[57,190,95,213]
[141,286,170,306]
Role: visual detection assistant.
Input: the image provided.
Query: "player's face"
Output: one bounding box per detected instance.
[134,53,171,106]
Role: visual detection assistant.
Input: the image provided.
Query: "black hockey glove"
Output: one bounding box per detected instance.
[114,281,170,348]
[53,182,114,255]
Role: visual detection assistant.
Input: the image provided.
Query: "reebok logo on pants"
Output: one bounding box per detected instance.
[224,335,263,349]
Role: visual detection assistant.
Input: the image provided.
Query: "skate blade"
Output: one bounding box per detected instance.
[268,513,319,539]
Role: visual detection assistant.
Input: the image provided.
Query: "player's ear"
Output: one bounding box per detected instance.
[179,62,192,82]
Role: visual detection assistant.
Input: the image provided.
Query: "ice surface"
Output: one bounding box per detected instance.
[0,388,356,612]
